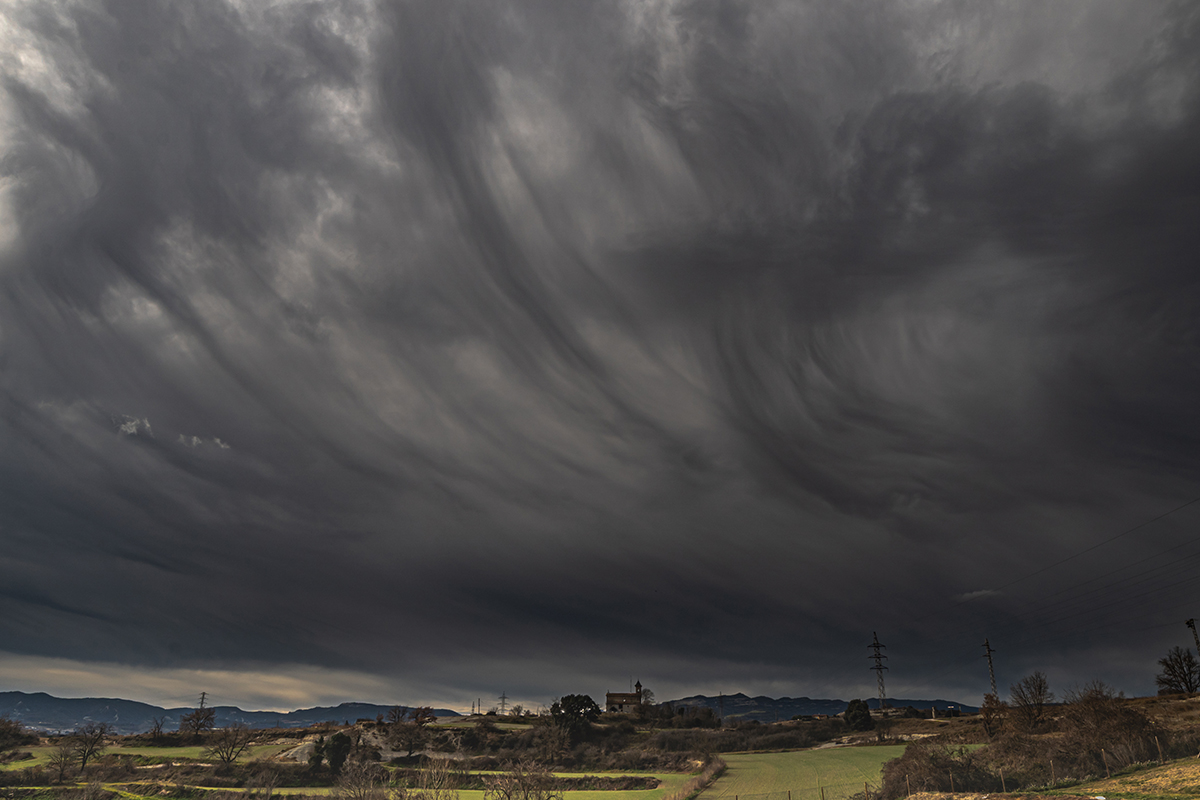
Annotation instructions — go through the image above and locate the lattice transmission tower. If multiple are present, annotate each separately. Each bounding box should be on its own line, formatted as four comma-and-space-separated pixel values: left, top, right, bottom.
982, 639, 997, 697
1187, 619, 1200, 656
869, 632, 888, 709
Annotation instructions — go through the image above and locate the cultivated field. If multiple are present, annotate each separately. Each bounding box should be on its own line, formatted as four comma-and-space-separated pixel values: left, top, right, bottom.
702, 746, 909, 800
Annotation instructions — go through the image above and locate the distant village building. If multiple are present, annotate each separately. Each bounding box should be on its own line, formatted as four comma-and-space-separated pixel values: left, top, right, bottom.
606, 681, 642, 713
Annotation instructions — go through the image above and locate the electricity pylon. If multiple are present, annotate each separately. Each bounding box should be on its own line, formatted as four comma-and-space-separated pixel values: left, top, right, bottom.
869, 632, 888, 709
982, 639, 997, 697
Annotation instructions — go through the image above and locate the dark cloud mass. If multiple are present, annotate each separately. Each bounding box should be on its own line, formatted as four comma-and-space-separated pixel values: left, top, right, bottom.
1, 0, 1200, 709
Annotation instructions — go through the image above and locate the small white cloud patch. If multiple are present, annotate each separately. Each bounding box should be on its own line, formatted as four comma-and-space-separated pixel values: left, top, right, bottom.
956, 589, 997, 602
116, 416, 153, 437
179, 433, 231, 449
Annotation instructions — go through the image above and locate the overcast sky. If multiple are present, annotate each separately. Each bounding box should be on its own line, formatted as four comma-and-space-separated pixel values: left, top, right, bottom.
1, 0, 1200, 714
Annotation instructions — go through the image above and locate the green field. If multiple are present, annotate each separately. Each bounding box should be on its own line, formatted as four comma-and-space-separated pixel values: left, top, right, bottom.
2, 765, 692, 800
0, 743, 294, 771
2, 743, 898, 800
702, 747, 907, 800
432, 718, 533, 731
2, 741, 693, 800
81, 769, 689, 800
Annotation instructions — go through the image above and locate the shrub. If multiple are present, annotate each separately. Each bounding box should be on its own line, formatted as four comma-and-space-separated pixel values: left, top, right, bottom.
334, 761, 396, 800
327, 733, 353, 774
1058, 681, 1155, 773
0, 717, 38, 752
661, 756, 726, 800
845, 700, 873, 732
879, 742, 999, 800
411, 757, 466, 800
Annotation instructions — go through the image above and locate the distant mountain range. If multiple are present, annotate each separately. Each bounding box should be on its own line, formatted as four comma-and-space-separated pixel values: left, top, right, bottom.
1, 690, 977, 734
0, 691, 460, 735
666, 693, 978, 722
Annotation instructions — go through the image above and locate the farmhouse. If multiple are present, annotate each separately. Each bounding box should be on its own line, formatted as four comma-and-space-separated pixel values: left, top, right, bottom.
606, 680, 643, 713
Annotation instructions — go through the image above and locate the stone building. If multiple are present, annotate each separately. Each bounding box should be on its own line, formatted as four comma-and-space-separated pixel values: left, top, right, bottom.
605, 680, 642, 713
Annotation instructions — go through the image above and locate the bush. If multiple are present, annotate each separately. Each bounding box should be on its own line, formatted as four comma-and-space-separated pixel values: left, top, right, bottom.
483, 760, 559, 800
845, 700, 873, 732
327, 733, 353, 775
0, 718, 38, 752
661, 756, 725, 800
1058, 681, 1155, 773
880, 680, 1164, 800
879, 742, 999, 800
333, 762, 396, 800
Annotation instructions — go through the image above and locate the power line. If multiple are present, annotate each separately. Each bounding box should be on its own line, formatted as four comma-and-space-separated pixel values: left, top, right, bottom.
1012, 535, 1200, 609
976, 495, 1200, 599
903, 498, 1200, 656
907, 570, 1200, 694
864, 495, 1200, 699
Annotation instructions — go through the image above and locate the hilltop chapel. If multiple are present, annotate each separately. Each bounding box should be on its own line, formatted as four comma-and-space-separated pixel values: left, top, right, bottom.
605, 680, 643, 713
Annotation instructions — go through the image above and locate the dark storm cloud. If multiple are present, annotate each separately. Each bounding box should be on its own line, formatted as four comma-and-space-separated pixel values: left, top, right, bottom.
1, 0, 1199, 707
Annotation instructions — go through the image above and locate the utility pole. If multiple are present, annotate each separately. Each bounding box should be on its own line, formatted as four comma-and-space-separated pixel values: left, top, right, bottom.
982, 639, 997, 697
499, 693, 508, 715
869, 632, 888, 709
198, 691, 207, 709
1186, 619, 1200, 656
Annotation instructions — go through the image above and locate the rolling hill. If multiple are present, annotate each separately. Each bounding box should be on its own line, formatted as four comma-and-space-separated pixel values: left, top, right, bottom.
0, 691, 459, 734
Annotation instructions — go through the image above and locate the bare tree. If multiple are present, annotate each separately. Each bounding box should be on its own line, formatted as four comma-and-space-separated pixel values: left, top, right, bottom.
412, 757, 464, 800
249, 766, 281, 800
73, 722, 111, 771
180, 707, 218, 738
1156, 646, 1200, 695
1009, 672, 1054, 730
389, 707, 437, 759
979, 693, 1007, 739
48, 740, 75, 783
483, 760, 562, 800
389, 722, 427, 758
149, 716, 167, 741
634, 688, 656, 721
409, 707, 436, 727
537, 726, 569, 763
205, 723, 255, 764
334, 761, 394, 800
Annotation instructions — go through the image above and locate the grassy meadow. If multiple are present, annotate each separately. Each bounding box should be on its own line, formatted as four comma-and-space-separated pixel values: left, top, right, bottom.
3, 767, 693, 800
1, 742, 295, 771
1044, 757, 1200, 800
438, 771, 694, 800
703, 747, 909, 800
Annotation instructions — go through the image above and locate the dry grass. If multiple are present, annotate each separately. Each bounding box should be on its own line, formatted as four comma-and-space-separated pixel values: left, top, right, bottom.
900, 758, 1200, 800
1070, 758, 1200, 797
902, 794, 1095, 800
